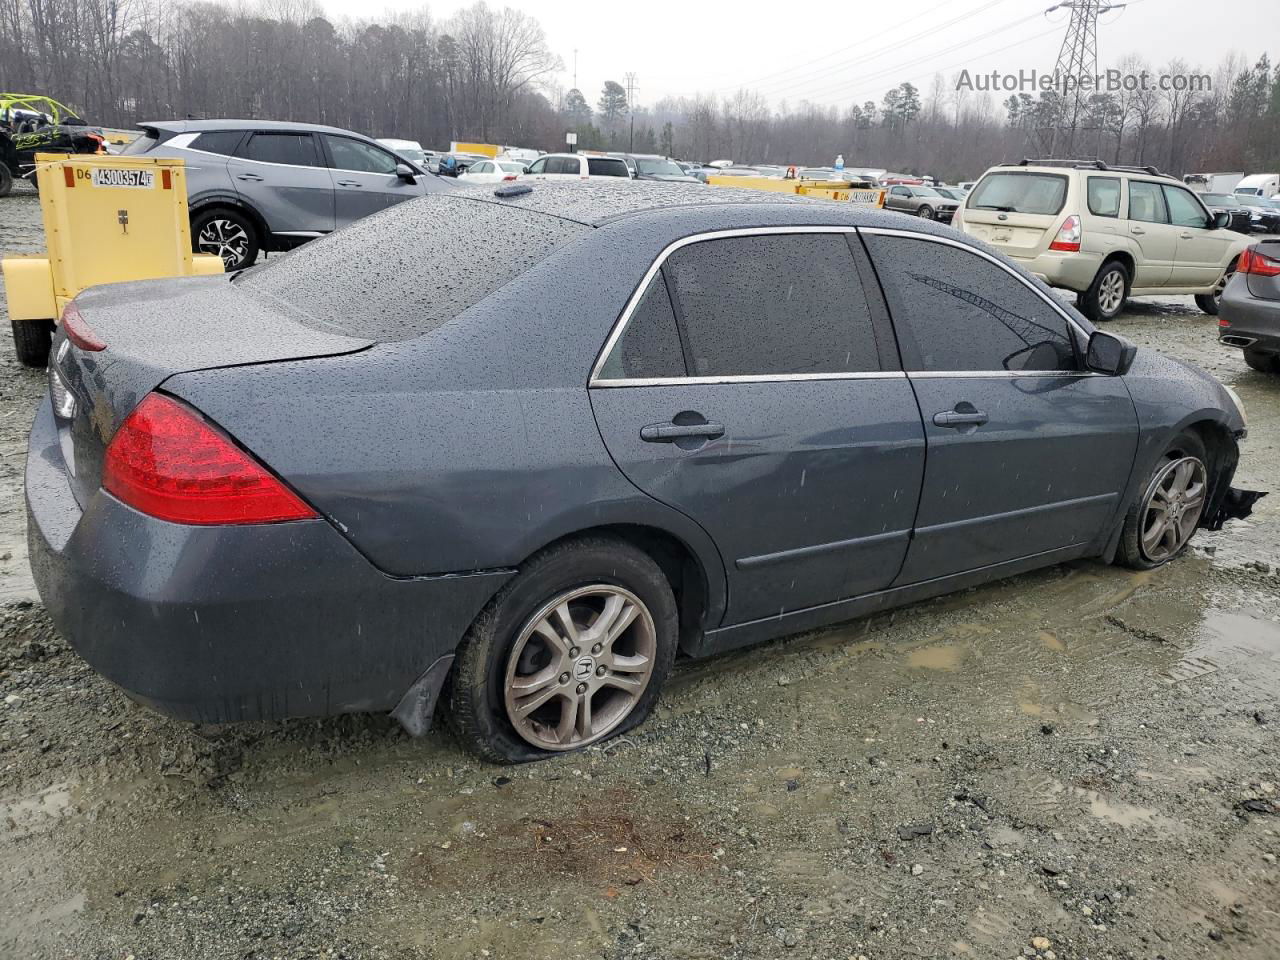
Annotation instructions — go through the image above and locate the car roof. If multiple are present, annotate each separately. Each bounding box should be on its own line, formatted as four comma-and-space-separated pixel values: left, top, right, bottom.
446, 179, 872, 227
141, 118, 372, 137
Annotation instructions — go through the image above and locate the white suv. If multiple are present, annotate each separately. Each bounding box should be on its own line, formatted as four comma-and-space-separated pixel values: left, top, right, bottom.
957, 160, 1252, 321
521, 152, 631, 181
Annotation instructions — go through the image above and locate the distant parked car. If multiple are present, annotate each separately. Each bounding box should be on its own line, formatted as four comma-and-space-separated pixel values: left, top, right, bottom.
958, 160, 1251, 321
522, 153, 631, 180
1219, 241, 1280, 373
123, 119, 448, 270
1237, 197, 1280, 234
934, 186, 969, 202
377, 138, 429, 169
884, 184, 960, 222
1200, 193, 1255, 234
458, 158, 529, 183
28, 182, 1256, 763
616, 154, 700, 182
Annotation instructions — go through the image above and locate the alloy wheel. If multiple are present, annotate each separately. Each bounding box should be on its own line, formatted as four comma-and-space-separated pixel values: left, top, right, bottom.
197, 218, 250, 269
502, 585, 656, 751
1098, 268, 1126, 316
917, 206, 934, 219
1140, 456, 1207, 563
1211, 267, 1234, 306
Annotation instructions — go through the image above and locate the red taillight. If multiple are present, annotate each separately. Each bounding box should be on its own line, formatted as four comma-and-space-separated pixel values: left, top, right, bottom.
60, 302, 106, 351
1238, 246, 1280, 277
1049, 214, 1082, 252
502, 174, 518, 181
102, 394, 317, 525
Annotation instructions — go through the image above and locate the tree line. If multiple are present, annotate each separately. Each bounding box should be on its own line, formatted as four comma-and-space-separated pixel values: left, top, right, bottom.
1, 0, 1277, 182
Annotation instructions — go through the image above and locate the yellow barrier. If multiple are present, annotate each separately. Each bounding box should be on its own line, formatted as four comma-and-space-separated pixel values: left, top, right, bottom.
706, 175, 885, 208
3, 153, 222, 366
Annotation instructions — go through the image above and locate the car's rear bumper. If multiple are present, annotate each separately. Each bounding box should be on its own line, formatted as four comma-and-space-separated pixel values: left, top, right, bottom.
1012, 251, 1104, 292
26, 396, 511, 725
1220, 281, 1280, 355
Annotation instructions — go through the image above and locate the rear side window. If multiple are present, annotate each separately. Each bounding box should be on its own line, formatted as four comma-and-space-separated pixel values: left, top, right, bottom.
864, 235, 1076, 373
663, 234, 881, 377
237, 195, 587, 341
596, 273, 686, 380
968, 173, 1068, 215
190, 130, 244, 156
1127, 181, 1169, 223
547, 156, 577, 175
587, 157, 630, 177
240, 132, 320, 167
1087, 177, 1121, 217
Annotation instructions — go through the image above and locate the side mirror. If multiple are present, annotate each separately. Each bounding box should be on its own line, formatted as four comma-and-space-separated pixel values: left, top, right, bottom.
1085, 330, 1137, 376
395, 162, 417, 183
1210, 210, 1230, 230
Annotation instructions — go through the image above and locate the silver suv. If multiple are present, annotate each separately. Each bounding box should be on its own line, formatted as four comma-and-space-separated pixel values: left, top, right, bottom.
123, 119, 451, 270
957, 160, 1252, 322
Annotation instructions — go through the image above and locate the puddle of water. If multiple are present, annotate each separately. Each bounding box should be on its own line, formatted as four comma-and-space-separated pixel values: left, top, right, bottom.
1164, 611, 1280, 687
0, 782, 73, 838
907, 644, 964, 671
1039, 631, 1065, 652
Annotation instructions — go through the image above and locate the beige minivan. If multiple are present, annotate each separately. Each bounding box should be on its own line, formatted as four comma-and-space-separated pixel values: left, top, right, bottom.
957, 160, 1252, 322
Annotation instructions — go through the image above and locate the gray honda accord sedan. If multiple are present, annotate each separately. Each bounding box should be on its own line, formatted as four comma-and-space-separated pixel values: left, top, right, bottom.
27, 182, 1260, 762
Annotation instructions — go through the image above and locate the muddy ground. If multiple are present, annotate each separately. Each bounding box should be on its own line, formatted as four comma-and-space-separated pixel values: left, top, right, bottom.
2, 185, 1279, 960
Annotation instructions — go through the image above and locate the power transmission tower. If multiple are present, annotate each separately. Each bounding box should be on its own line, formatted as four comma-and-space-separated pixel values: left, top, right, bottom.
1046, 1, 1125, 156
624, 72, 638, 151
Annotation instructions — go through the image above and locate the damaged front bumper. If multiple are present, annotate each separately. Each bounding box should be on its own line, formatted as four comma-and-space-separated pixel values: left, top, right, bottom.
1203, 487, 1267, 531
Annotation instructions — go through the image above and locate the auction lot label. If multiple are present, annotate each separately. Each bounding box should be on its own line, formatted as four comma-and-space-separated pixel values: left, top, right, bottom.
90, 168, 155, 189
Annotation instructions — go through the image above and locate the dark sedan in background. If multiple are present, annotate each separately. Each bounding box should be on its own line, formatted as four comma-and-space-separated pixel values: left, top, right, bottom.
1220, 239, 1280, 373
1199, 193, 1254, 234
27, 182, 1256, 763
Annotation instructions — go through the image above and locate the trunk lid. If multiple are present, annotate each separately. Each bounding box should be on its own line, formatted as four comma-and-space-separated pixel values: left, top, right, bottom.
53, 274, 370, 506
961, 170, 1072, 257
1245, 239, 1280, 301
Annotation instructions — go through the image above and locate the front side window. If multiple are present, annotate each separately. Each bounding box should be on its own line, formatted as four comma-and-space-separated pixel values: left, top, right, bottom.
1087, 177, 1121, 217
547, 156, 577, 175
596, 273, 686, 380
241, 132, 319, 167
1127, 181, 1169, 223
527, 157, 547, 174
1163, 185, 1209, 228
863, 234, 1076, 373
324, 135, 398, 174
662, 233, 881, 377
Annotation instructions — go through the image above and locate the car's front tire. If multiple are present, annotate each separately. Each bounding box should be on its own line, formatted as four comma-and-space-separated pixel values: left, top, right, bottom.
1117, 431, 1209, 570
448, 536, 678, 763
1079, 260, 1130, 322
191, 206, 260, 272
917, 206, 935, 219
1195, 259, 1237, 316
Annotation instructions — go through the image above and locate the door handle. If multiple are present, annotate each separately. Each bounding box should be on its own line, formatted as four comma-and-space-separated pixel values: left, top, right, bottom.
1130, 226, 1145, 235
336, 179, 362, 187
1180, 232, 1194, 239
640, 421, 725, 442
933, 410, 989, 428
236, 174, 264, 182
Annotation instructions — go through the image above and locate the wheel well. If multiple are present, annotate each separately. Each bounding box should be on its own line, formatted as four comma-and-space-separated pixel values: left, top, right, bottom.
1100, 251, 1134, 281
524, 524, 710, 654
1184, 419, 1238, 511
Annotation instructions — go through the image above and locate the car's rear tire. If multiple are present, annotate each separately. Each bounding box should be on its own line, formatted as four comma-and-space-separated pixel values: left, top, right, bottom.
1117, 430, 1209, 570
1243, 348, 1280, 374
448, 536, 678, 763
11, 317, 54, 368
1079, 261, 1130, 322
917, 206, 935, 219
0, 164, 12, 198
191, 206, 260, 271
1195, 260, 1237, 316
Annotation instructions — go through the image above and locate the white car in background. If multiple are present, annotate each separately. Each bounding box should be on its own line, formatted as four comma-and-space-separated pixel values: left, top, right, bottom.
521, 153, 631, 181
376, 138, 430, 170
458, 158, 529, 184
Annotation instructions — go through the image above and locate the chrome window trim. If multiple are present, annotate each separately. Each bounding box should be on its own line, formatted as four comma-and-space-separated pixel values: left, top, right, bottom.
589, 225, 1096, 388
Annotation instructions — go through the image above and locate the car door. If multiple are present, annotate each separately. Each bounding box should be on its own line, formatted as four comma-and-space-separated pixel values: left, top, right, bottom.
1163, 183, 1234, 287
1125, 179, 1176, 287
589, 230, 926, 625
860, 230, 1138, 585
227, 130, 334, 235
886, 185, 912, 212
320, 134, 423, 225
461, 160, 494, 183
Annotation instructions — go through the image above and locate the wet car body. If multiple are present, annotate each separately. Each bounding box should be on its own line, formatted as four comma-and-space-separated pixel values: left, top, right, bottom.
1219, 239, 1280, 373
26, 182, 1254, 741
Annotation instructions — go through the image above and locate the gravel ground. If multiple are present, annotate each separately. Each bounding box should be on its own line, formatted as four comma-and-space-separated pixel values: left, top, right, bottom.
2, 187, 1279, 959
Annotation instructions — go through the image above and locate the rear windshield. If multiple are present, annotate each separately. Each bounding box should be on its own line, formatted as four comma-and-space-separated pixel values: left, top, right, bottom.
968, 172, 1068, 215
587, 157, 630, 177
121, 128, 168, 155
236, 194, 588, 341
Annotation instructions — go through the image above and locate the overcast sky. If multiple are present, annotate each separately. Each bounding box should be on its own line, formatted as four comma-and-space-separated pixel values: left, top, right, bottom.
317, 0, 1276, 110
